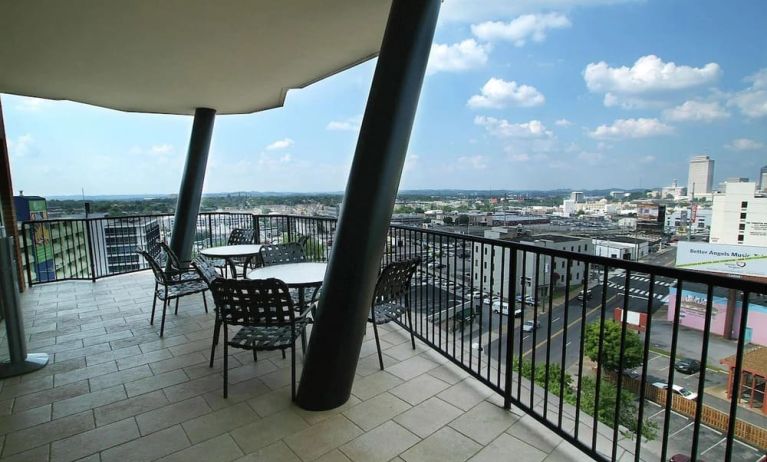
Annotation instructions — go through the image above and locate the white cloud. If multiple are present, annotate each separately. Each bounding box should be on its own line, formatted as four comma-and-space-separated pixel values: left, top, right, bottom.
584, 55, 721, 107
266, 138, 294, 150
663, 100, 729, 122
326, 115, 362, 131
457, 155, 488, 170
13, 96, 50, 112
439, 0, 641, 23
471, 13, 571, 46
427, 39, 489, 75
640, 155, 656, 163
728, 68, 767, 118
7, 134, 34, 157
589, 118, 674, 139
725, 138, 764, 151
555, 118, 573, 127
257, 152, 293, 168
577, 151, 604, 164
150, 144, 174, 154
474, 116, 553, 138
467, 78, 545, 109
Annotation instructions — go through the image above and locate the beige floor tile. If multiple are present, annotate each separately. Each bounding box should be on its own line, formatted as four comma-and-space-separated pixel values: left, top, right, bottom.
231, 441, 300, 462
467, 433, 547, 462
343, 393, 410, 431
137, 334, 190, 354
389, 373, 450, 405
124, 369, 188, 397
50, 418, 140, 462
350, 371, 403, 401
394, 397, 463, 439
385, 355, 440, 382
0, 405, 51, 435
53, 361, 118, 387
340, 421, 420, 462
284, 414, 363, 461
94, 389, 169, 426
156, 433, 244, 462
436, 378, 493, 412
163, 373, 223, 403
246, 387, 293, 417
101, 424, 190, 462
51, 385, 126, 419
88, 364, 154, 391
314, 449, 352, 462
12, 381, 90, 413
182, 403, 259, 444
230, 410, 308, 454
400, 427, 481, 462
149, 352, 207, 375
0, 443, 49, 462
449, 401, 517, 445
136, 395, 211, 435
0, 375, 53, 401
85, 345, 142, 366
2, 411, 94, 457
427, 364, 470, 385
506, 415, 563, 454
294, 395, 361, 426
201, 377, 271, 411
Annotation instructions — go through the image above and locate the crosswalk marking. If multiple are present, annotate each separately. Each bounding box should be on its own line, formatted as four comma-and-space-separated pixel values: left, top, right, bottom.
607, 281, 668, 302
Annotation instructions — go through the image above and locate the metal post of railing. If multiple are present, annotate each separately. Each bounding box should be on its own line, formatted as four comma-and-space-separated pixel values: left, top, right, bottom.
84, 218, 97, 282
252, 214, 260, 244
20, 223, 32, 286
207, 214, 213, 247
503, 249, 518, 409
286, 216, 293, 243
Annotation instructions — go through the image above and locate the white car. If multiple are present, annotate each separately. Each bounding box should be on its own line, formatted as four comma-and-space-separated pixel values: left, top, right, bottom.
492, 301, 522, 317
652, 382, 698, 400
522, 320, 541, 332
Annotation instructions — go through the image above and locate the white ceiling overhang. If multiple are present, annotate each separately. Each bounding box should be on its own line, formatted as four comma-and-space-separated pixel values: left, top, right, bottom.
0, 1, 391, 115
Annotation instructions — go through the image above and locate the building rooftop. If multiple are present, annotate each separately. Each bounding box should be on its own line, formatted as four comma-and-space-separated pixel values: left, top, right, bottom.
513, 234, 589, 243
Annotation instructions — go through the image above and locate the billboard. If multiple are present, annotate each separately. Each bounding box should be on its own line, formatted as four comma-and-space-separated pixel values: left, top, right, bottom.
676, 241, 767, 277
637, 202, 665, 222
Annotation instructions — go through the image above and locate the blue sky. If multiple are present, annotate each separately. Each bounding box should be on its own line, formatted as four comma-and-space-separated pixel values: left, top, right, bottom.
3, 0, 766, 196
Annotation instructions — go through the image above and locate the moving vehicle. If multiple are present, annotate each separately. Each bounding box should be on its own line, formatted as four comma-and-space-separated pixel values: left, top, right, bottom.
674, 358, 701, 375
652, 382, 698, 400
521, 320, 541, 332
576, 290, 592, 301
492, 300, 522, 317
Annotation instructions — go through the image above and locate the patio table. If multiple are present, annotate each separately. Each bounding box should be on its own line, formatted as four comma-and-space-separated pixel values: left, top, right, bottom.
247, 262, 327, 311
200, 244, 262, 279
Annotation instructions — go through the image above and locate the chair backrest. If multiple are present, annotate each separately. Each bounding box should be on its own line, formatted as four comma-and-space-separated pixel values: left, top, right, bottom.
228, 228, 256, 245
296, 235, 309, 248
159, 241, 183, 270
372, 257, 421, 305
192, 255, 219, 286
208, 277, 295, 326
136, 247, 168, 285
260, 243, 306, 266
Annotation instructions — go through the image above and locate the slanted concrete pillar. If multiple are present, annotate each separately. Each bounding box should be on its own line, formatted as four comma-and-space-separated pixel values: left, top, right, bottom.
169, 108, 215, 264
0, 97, 25, 291
296, 0, 440, 411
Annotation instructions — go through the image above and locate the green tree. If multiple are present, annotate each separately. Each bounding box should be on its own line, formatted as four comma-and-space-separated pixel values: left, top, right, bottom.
573, 376, 658, 441
455, 214, 470, 225
443, 216, 454, 225
584, 320, 643, 372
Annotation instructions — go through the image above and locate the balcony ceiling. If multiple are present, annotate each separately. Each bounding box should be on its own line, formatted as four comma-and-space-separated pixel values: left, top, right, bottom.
0, 0, 390, 115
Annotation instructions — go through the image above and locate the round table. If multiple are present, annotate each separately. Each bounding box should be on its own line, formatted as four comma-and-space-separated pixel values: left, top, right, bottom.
200, 244, 262, 278
247, 262, 327, 311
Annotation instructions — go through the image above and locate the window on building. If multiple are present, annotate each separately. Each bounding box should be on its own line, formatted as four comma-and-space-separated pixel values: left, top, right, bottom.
738, 235, 744, 242
741, 201, 748, 208
740, 212, 747, 219
739, 223, 746, 231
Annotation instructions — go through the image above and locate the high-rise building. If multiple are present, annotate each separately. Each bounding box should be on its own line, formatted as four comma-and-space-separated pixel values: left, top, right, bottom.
687, 155, 714, 197
89, 217, 162, 275
760, 165, 767, 192
570, 191, 584, 203
710, 182, 767, 246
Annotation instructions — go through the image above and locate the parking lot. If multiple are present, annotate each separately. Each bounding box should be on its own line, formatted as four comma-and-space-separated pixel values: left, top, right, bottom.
642, 401, 764, 461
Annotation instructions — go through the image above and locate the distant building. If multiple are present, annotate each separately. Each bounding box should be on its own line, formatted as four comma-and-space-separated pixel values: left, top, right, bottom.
570, 191, 584, 203
660, 179, 687, 200
592, 236, 649, 261
760, 165, 767, 192
717, 176, 749, 193
635, 201, 666, 233
710, 182, 767, 246
687, 155, 714, 197
89, 217, 162, 275
664, 206, 712, 235
562, 199, 576, 217
472, 234, 592, 301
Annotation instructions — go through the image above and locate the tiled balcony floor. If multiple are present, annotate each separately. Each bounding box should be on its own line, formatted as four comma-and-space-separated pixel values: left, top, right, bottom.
0, 272, 593, 462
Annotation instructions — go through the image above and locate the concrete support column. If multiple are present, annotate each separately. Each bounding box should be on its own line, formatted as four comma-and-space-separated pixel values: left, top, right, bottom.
296, 0, 440, 411
0, 97, 25, 291
169, 108, 216, 264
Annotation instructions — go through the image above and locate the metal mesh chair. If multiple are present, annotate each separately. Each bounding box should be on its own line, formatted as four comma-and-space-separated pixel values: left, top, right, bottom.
206, 275, 309, 399
158, 241, 202, 282
369, 257, 420, 370
136, 248, 208, 337
259, 243, 307, 266
211, 228, 258, 277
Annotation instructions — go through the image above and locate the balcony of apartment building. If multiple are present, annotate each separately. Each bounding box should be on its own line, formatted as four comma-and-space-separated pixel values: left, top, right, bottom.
1, 3, 766, 462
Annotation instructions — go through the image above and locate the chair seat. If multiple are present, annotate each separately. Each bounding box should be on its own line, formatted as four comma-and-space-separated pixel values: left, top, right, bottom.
228, 319, 309, 351
370, 302, 407, 324
158, 280, 208, 300
169, 270, 202, 282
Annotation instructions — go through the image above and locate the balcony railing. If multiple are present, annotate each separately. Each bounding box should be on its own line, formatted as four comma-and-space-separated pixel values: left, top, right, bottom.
17, 213, 767, 461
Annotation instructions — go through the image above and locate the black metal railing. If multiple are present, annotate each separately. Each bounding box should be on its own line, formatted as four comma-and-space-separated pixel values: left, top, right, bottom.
18, 213, 767, 461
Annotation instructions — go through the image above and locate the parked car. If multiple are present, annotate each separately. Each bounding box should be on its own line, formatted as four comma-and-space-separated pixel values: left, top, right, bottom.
522, 320, 541, 332
492, 300, 522, 317
576, 290, 592, 301
452, 308, 475, 329
674, 358, 701, 375
652, 382, 698, 400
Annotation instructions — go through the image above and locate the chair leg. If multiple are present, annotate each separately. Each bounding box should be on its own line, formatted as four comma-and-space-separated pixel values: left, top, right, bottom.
174, 298, 180, 315
223, 325, 229, 398
150, 282, 158, 325
209, 318, 220, 368
202, 292, 209, 314
281, 350, 286, 360
407, 307, 416, 350
291, 345, 296, 401
371, 318, 384, 370
301, 327, 307, 355
252, 348, 257, 362
160, 299, 168, 337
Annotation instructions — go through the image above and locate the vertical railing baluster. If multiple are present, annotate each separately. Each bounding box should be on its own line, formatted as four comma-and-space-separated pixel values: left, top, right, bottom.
612, 269, 631, 461
634, 273, 655, 461
724, 291, 751, 462
574, 261, 589, 441
503, 248, 518, 409
690, 284, 714, 461
660, 279, 684, 462
591, 264, 609, 452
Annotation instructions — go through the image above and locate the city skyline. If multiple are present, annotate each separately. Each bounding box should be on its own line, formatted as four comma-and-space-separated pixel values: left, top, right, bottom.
3, 0, 766, 196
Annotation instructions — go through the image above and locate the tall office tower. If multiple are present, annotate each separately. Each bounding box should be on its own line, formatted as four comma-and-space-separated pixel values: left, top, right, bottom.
760, 165, 767, 192
687, 155, 714, 197
570, 191, 584, 203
